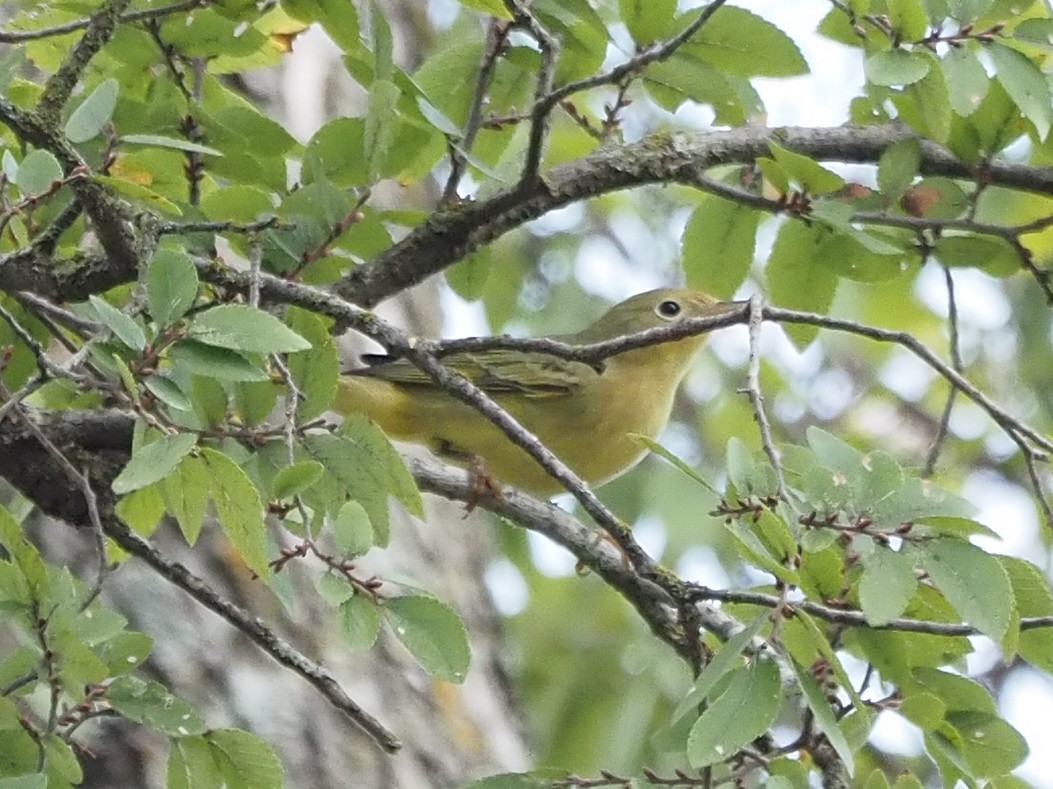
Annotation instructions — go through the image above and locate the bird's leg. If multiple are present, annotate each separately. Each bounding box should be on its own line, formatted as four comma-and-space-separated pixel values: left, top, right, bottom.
464, 455, 504, 516
436, 439, 505, 515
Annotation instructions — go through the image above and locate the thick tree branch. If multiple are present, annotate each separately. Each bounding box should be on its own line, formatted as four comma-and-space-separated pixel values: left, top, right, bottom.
37, 0, 132, 125
4, 124, 1053, 309
337, 124, 1053, 306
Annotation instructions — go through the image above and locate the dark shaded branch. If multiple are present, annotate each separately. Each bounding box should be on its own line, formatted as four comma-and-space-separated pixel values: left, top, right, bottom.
0, 99, 142, 292
37, 0, 133, 125
0, 407, 403, 753
5, 124, 1053, 308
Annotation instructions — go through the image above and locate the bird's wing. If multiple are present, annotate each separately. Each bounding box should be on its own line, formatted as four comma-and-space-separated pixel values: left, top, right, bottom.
352, 350, 596, 397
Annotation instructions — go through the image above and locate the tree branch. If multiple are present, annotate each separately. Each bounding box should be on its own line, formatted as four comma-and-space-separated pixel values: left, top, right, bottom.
0, 407, 403, 752
337, 124, 1053, 306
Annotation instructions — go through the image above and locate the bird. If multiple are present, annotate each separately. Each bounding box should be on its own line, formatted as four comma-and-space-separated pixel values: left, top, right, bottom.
334, 288, 739, 496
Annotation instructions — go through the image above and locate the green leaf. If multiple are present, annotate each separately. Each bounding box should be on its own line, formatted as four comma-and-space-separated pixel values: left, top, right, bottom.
168, 736, 223, 789
766, 220, 838, 347
899, 691, 946, 732
347, 412, 425, 516
949, 0, 994, 22
271, 460, 325, 500
147, 249, 199, 327
93, 174, 182, 216
456, 770, 571, 789
1000, 556, 1053, 671
682, 196, 759, 299
207, 729, 283, 789
65, 78, 119, 143
935, 234, 1019, 276
285, 306, 338, 420
988, 42, 1053, 140
865, 49, 931, 86
0, 506, 48, 602
877, 138, 921, 204
370, 0, 394, 80
669, 615, 768, 725
906, 57, 952, 142
15, 149, 63, 195
315, 571, 354, 606
88, 295, 147, 352
190, 304, 311, 354
282, 0, 361, 52
810, 227, 907, 282
302, 118, 367, 186
364, 79, 400, 181
233, 380, 277, 427
42, 735, 82, 784
947, 712, 1028, 778
859, 546, 917, 625
112, 432, 198, 494
337, 593, 381, 651
144, 375, 192, 412
96, 631, 154, 676
921, 538, 1013, 640
769, 141, 844, 194
201, 448, 269, 578
168, 340, 270, 382
791, 660, 855, 776
687, 658, 781, 768
680, 6, 808, 77
200, 185, 276, 223
887, 0, 929, 39
120, 133, 224, 156
913, 667, 996, 714
533, 0, 608, 82
454, 0, 513, 18
107, 675, 206, 736
644, 56, 763, 125
163, 454, 211, 545
332, 500, 373, 558
620, 0, 676, 44
116, 482, 166, 535
383, 595, 471, 682
629, 433, 717, 494
942, 47, 989, 117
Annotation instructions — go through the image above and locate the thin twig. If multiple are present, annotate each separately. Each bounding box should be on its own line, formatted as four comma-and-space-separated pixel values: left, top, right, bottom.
1022, 451, 1053, 534
78, 465, 116, 611
99, 515, 404, 752
540, 0, 731, 113
741, 294, 795, 509
0, 0, 204, 43
764, 306, 1053, 456
510, 0, 560, 183
441, 19, 510, 203
0, 384, 114, 608
924, 267, 961, 476
687, 584, 1053, 635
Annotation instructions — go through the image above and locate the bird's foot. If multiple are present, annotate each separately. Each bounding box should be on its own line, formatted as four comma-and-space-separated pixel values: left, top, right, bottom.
464, 456, 504, 516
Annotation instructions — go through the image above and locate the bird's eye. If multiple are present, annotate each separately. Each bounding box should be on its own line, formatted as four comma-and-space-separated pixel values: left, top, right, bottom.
655, 299, 682, 319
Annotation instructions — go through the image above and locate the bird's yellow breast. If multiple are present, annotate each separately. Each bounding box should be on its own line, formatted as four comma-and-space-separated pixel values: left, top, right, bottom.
335, 338, 704, 496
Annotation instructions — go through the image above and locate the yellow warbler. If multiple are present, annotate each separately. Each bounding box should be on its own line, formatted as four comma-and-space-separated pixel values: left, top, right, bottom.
336, 289, 739, 496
